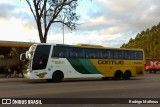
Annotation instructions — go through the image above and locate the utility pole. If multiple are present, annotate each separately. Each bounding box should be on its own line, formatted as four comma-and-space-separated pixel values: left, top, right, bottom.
62, 23, 64, 44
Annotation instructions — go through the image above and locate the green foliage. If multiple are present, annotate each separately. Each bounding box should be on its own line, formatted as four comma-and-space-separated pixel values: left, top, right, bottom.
120, 22, 160, 58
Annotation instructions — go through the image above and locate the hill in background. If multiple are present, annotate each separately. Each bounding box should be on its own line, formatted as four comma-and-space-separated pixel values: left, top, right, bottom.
121, 22, 160, 59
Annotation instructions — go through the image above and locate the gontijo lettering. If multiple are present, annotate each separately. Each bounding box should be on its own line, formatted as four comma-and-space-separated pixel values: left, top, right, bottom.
98, 60, 124, 65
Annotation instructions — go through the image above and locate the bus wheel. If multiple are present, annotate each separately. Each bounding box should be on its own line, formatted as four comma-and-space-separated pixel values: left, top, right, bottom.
46, 79, 53, 82
123, 71, 131, 80
52, 71, 64, 82
153, 71, 157, 73
149, 71, 154, 73
114, 71, 123, 80
102, 77, 109, 80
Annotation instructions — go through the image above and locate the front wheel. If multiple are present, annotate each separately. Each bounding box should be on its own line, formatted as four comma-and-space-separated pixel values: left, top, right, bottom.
102, 77, 110, 80
52, 71, 64, 82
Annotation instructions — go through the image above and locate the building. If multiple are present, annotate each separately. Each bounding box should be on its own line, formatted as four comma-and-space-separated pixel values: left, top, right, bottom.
0, 40, 34, 77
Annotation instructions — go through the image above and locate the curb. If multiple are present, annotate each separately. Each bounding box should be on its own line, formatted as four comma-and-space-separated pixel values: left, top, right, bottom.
0, 78, 26, 82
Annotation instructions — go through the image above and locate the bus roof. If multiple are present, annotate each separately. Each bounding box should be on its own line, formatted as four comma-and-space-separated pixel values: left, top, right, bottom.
0, 40, 34, 48
35, 43, 143, 51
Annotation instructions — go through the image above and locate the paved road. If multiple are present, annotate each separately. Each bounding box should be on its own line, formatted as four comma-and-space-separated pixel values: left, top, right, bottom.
0, 73, 160, 107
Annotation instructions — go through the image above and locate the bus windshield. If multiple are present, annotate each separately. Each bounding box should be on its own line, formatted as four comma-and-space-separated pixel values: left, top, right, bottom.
32, 45, 51, 70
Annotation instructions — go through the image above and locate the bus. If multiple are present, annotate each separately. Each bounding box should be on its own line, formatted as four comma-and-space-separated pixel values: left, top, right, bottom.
20, 43, 145, 82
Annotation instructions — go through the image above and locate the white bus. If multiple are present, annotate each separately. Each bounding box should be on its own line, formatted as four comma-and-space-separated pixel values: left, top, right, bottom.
20, 43, 145, 82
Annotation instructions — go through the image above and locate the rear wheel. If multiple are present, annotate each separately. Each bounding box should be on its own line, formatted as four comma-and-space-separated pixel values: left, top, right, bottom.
123, 71, 131, 80
52, 71, 64, 82
114, 71, 123, 80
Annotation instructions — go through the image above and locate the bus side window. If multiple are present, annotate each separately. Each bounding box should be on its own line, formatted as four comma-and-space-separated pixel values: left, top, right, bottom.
117, 51, 124, 59
52, 46, 68, 58
101, 50, 113, 59
135, 51, 142, 60
125, 50, 140, 60
101, 50, 110, 59
125, 51, 131, 60
59, 52, 64, 57
86, 49, 99, 59
69, 47, 85, 58
113, 50, 118, 59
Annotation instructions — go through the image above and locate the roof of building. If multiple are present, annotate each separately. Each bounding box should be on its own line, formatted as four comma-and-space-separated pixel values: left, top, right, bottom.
0, 40, 35, 48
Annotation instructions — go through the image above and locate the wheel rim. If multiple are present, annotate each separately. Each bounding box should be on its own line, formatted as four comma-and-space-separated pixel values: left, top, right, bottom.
52, 72, 63, 82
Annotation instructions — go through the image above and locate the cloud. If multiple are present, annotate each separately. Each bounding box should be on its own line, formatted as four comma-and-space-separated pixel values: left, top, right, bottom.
103, 0, 160, 31
1, 0, 160, 47
77, 16, 119, 32
0, 2, 35, 27
0, 0, 39, 42
0, 3, 16, 19
100, 27, 123, 36
99, 0, 141, 13
76, 0, 160, 47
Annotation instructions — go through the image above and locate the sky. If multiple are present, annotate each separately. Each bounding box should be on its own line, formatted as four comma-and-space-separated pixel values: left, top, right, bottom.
0, 0, 160, 47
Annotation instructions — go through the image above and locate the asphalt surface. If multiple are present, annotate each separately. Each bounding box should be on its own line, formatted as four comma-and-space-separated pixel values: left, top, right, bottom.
0, 73, 160, 107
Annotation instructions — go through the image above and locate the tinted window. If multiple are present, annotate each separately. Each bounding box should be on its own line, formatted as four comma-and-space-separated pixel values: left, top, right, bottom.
125, 50, 143, 60
86, 49, 99, 59
113, 50, 124, 59
52, 46, 69, 58
70, 47, 85, 58
125, 51, 134, 60
135, 51, 143, 60
101, 50, 113, 59
32, 45, 51, 70
52, 46, 143, 60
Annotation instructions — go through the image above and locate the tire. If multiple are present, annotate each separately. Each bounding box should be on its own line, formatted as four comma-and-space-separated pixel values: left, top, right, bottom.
102, 77, 110, 80
149, 71, 156, 73
123, 71, 131, 80
153, 71, 157, 73
52, 71, 64, 82
46, 79, 53, 82
114, 71, 123, 80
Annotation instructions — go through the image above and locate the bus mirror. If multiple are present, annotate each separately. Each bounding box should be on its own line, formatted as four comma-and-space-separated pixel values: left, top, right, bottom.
20, 53, 26, 61
26, 51, 29, 59
26, 51, 32, 59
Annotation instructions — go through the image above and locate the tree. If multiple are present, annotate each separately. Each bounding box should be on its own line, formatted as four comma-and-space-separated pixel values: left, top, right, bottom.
120, 22, 160, 58
120, 43, 126, 48
25, 0, 79, 43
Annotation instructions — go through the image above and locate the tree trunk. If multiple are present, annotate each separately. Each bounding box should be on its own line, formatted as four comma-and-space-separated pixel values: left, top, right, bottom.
39, 33, 46, 43
37, 19, 46, 43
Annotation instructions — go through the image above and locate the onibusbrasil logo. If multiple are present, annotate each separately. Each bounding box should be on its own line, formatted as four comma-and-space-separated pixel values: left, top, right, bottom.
1, 99, 42, 105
